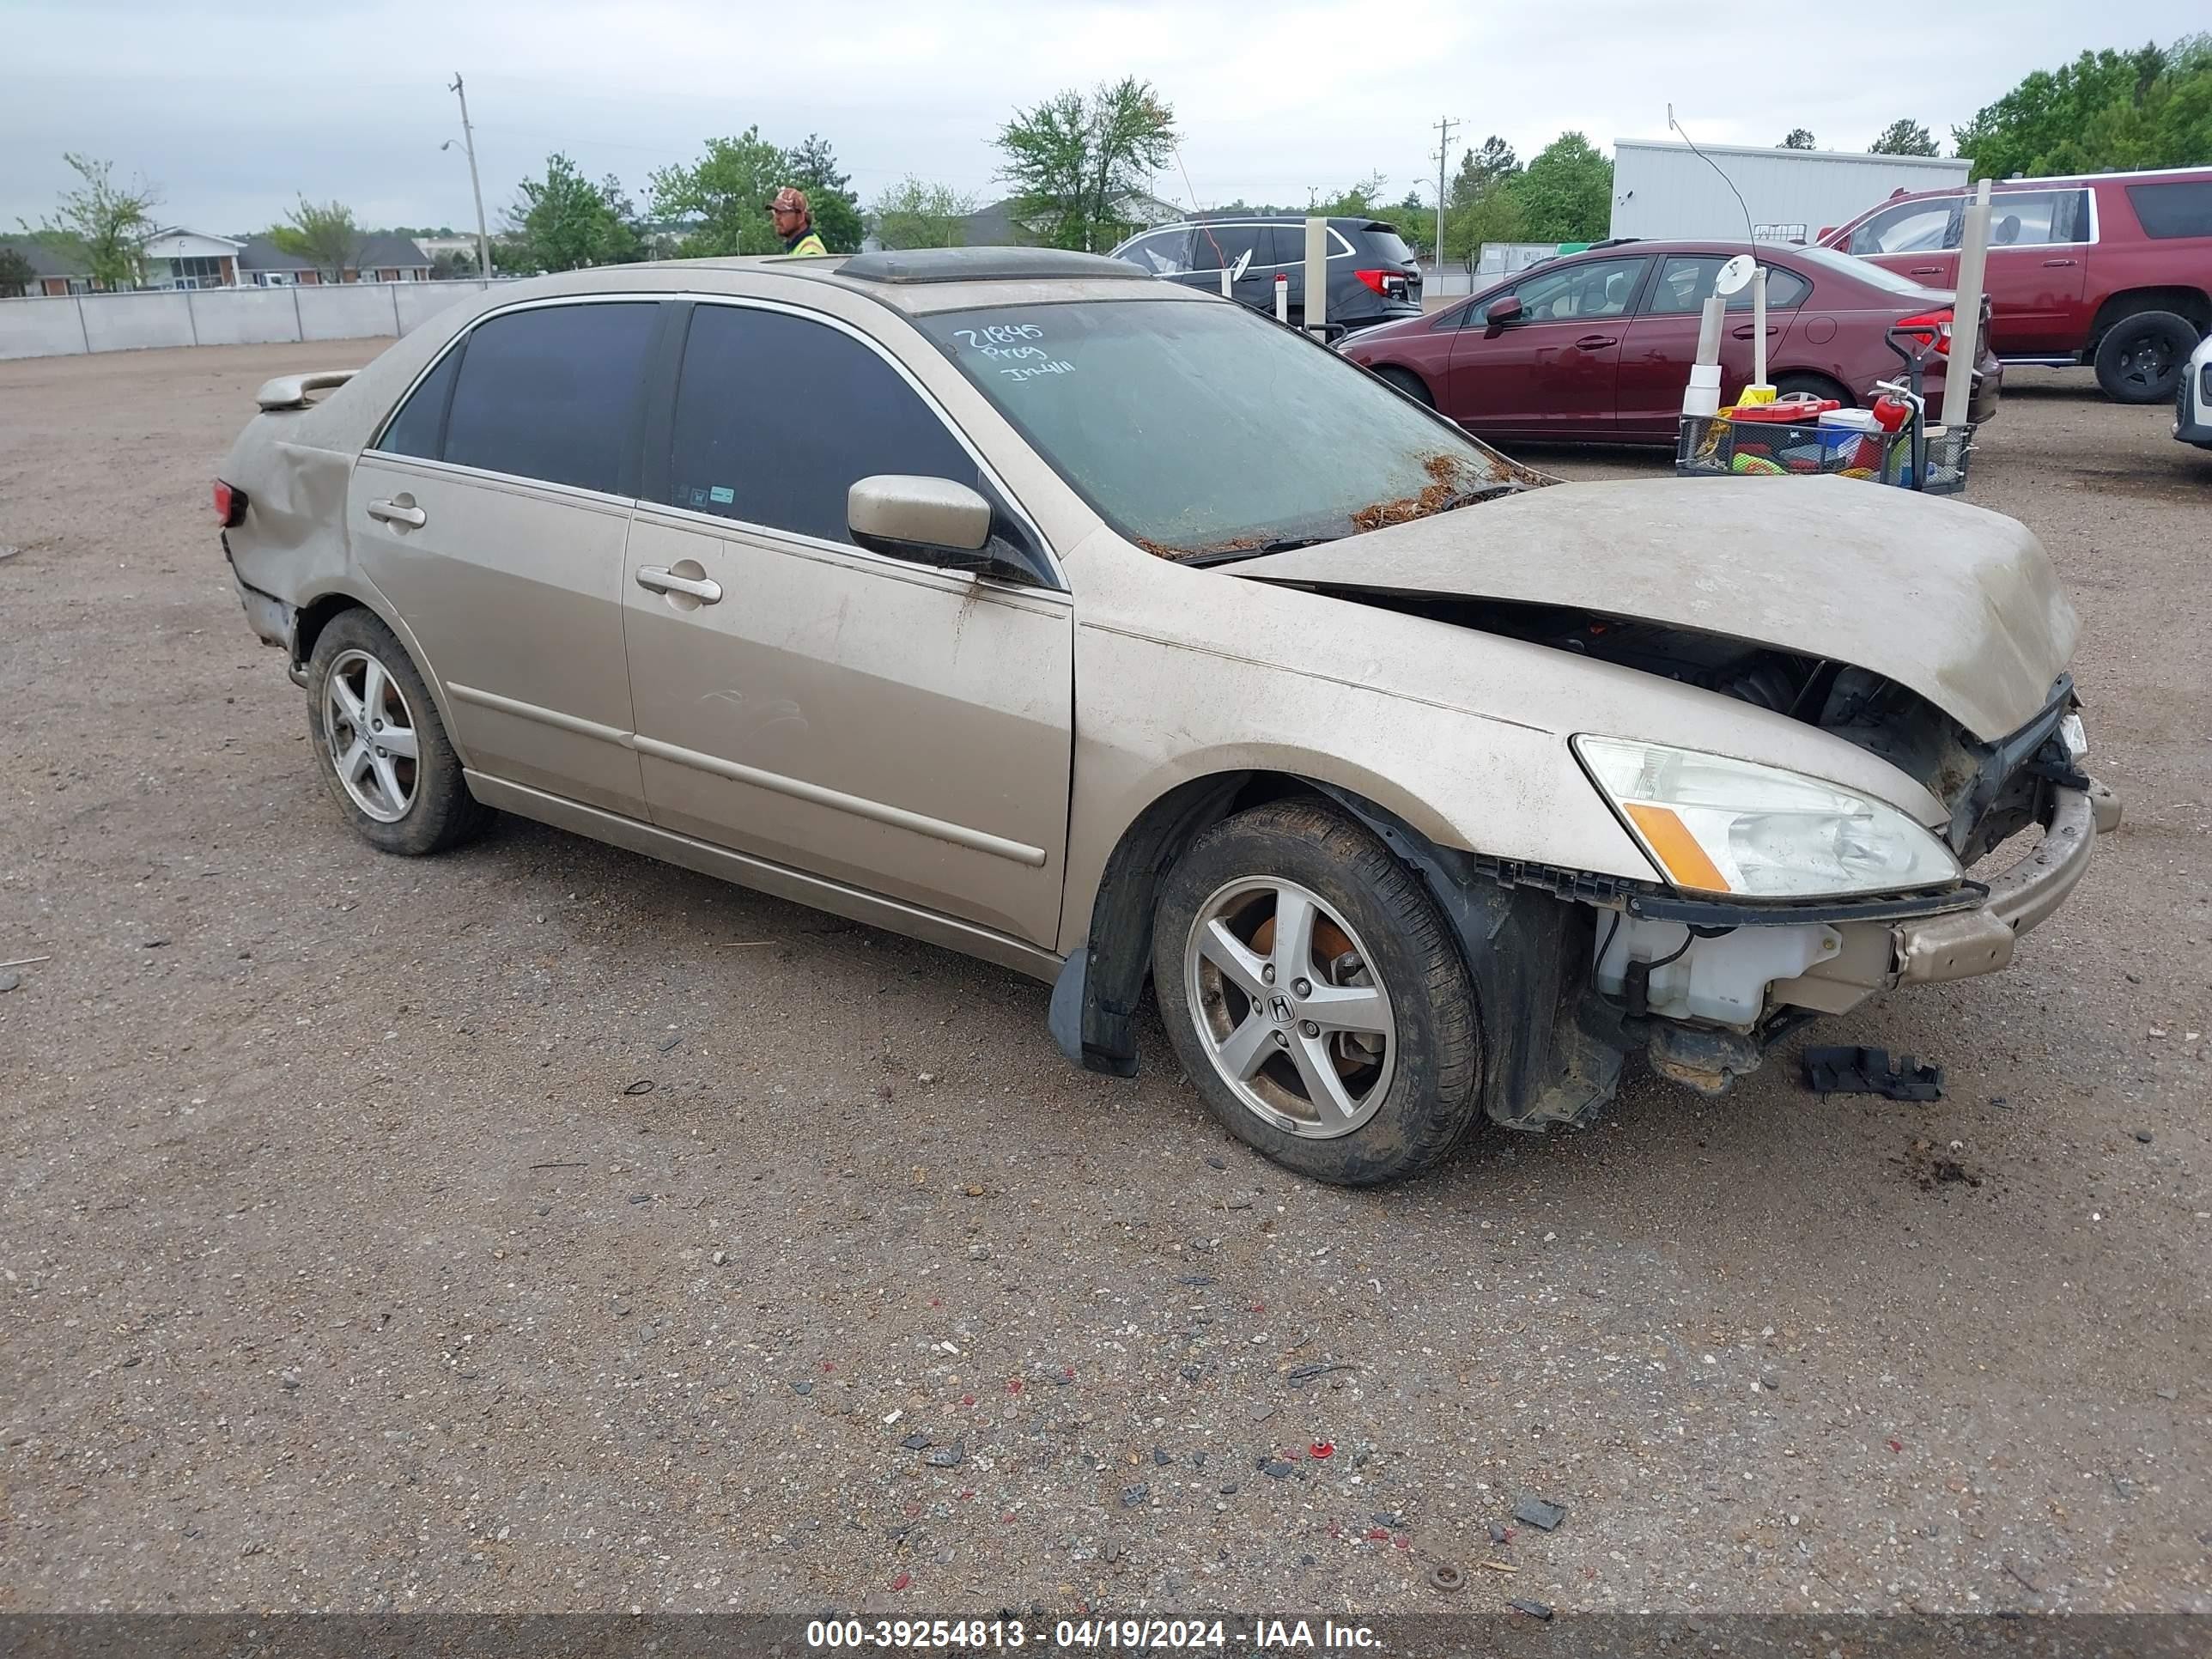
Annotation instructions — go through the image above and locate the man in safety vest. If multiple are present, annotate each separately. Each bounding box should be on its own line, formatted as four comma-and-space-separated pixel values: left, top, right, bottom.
767, 187, 828, 256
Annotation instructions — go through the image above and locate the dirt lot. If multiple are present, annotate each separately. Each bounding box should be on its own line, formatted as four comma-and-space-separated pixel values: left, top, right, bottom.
2, 342, 2208, 1617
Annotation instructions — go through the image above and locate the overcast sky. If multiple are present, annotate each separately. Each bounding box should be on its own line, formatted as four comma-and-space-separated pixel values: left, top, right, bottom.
5, 0, 2203, 236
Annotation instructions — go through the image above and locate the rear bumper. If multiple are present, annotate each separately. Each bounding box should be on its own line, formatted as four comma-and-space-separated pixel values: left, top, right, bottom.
1894, 780, 2117, 984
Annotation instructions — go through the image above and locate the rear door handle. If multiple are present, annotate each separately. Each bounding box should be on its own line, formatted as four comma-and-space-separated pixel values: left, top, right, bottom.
1907, 264, 1943, 276
1730, 325, 1781, 338
1573, 334, 1619, 350
2041, 258, 2078, 268
635, 566, 723, 604
366, 498, 426, 529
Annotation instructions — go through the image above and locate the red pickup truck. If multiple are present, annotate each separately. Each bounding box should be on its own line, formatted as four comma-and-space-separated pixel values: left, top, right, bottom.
1820, 167, 2212, 404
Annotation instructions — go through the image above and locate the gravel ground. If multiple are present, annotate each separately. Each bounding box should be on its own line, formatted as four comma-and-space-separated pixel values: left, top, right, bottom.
1, 342, 2207, 1617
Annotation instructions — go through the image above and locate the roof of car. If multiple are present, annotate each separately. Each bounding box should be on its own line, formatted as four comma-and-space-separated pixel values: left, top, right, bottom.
434, 254, 1211, 319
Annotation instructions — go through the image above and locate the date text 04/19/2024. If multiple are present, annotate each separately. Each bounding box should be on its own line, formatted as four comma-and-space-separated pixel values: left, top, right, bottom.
803, 1619, 1381, 1650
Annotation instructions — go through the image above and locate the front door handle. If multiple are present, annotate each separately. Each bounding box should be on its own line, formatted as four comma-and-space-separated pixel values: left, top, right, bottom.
2042, 258, 2078, 268
1573, 334, 1619, 350
366, 498, 426, 529
635, 566, 722, 604
1907, 264, 1943, 276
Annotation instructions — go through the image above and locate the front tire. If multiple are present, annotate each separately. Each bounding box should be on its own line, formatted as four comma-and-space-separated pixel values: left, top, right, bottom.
1374, 365, 1434, 407
306, 608, 488, 856
2094, 310, 2197, 404
1151, 799, 1484, 1185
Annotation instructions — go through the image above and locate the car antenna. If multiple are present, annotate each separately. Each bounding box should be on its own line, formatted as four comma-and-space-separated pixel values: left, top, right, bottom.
1667, 104, 1758, 258
1170, 141, 1232, 276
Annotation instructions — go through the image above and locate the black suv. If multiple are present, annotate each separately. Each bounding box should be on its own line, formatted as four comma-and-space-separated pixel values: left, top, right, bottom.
1108, 215, 1424, 336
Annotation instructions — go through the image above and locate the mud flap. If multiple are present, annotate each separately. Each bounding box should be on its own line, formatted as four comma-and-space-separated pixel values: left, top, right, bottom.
1048, 947, 1135, 1077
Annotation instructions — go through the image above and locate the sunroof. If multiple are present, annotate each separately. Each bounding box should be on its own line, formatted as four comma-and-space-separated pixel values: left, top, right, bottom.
836, 247, 1151, 284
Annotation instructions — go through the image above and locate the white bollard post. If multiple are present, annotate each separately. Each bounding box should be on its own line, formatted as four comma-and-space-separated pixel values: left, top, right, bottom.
1304, 216, 1328, 342
1273, 271, 1289, 324
1683, 295, 1726, 419
1942, 178, 1994, 429
1220, 266, 1233, 299
1752, 266, 1768, 391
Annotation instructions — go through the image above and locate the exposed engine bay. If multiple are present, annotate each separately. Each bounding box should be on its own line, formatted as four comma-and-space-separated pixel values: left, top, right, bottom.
1337, 592, 2081, 865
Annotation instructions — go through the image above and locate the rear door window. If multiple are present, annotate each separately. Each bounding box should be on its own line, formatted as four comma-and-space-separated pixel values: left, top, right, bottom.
1643, 257, 1810, 314
665, 303, 980, 546
1849, 198, 1960, 255
2124, 180, 2212, 239
1987, 190, 2088, 246
440, 302, 659, 494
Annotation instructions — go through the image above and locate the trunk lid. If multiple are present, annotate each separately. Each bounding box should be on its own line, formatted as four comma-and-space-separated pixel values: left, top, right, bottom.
1229, 476, 2075, 741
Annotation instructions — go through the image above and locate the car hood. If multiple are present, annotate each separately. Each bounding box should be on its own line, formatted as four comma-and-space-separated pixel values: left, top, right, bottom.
1230, 476, 2075, 741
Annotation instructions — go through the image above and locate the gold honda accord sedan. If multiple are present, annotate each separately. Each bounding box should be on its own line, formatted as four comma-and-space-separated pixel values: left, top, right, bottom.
217, 246, 2116, 1184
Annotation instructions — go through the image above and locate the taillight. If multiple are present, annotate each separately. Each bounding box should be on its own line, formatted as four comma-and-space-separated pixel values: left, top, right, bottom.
1353, 268, 1404, 296
213, 479, 246, 526
1896, 309, 1954, 357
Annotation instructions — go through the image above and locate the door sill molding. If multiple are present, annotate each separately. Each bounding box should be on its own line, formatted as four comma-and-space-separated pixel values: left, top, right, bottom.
464, 772, 1065, 983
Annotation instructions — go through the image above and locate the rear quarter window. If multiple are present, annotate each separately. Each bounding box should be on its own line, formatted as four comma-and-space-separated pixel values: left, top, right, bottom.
2124, 181, 2212, 240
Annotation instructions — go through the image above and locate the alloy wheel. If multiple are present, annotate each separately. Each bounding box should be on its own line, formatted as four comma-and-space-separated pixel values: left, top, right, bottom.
322, 647, 420, 823
1182, 877, 1397, 1138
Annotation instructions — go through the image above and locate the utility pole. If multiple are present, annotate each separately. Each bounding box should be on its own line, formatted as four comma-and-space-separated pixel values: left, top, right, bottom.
1431, 116, 1459, 274
448, 73, 493, 280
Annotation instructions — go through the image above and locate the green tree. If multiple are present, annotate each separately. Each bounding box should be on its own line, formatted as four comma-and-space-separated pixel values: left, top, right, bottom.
1869, 118, 1941, 156
1782, 128, 1816, 149
1449, 134, 1519, 210
507, 153, 642, 271
272, 198, 365, 281
650, 127, 787, 256
871, 176, 979, 249
1443, 183, 1527, 264
1390, 190, 1434, 257
996, 76, 1177, 252
781, 133, 864, 253
0, 245, 34, 297
26, 154, 159, 289
1510, 131, 1613, 242
1954, 37, 2209, 177
1305, 171, 1390, 216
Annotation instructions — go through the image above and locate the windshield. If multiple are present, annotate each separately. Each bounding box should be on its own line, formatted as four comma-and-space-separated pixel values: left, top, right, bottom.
1792, 244, 1950, 298
915, 298, 1526, 558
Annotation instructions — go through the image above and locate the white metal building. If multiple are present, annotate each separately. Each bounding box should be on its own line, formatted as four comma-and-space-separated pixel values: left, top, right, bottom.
1608, 140, 1968, 244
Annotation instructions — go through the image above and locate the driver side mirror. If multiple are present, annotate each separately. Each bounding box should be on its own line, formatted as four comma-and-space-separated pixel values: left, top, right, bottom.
1485, 295, 1524, 331
848, 475, 1043, 586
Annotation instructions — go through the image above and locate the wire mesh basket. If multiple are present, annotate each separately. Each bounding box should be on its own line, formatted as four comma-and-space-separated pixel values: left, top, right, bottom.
1674, 414, 1972, 495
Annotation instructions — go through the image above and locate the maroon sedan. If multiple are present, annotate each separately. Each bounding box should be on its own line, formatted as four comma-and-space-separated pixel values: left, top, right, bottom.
1340, 240, 2000, 444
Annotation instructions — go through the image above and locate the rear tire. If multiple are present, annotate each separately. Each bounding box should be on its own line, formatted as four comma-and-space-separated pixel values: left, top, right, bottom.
1775, 372, 1852, 406
1374, 365, 1434, 407
2094, 310, 2197, 404
1151, 799, 1484, 1186
306, 608, 489, 857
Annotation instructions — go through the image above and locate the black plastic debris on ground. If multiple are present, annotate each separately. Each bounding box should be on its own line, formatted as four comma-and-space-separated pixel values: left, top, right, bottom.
1509, 1598, 1555, 1621
1802, 1045, 1944, 1102
1513, 1495, 1567, 1531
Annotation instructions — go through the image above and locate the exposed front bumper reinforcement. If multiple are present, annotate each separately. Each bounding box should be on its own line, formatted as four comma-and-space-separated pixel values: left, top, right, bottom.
1894, 780, 2117, 984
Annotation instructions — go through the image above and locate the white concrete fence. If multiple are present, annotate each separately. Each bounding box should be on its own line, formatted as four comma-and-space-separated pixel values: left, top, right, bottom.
0, 278, 527, 362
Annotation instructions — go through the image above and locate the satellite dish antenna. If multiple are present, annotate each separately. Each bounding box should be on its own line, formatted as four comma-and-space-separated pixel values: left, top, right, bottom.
1714, 252, 1757, 295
